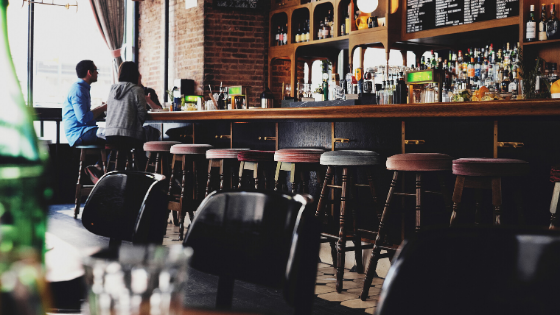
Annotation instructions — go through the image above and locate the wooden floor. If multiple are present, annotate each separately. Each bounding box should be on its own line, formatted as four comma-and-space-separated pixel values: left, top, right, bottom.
47, 204, 384, 315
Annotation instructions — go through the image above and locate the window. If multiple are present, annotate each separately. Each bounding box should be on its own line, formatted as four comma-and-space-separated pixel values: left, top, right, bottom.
7, 2, 28, 103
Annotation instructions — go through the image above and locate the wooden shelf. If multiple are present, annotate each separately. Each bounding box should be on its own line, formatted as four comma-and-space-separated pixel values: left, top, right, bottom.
147, 99, 560, 122
522, 38, 560, 46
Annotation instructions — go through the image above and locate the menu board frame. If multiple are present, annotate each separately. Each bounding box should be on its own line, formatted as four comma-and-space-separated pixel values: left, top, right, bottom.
406, 0, 520, 34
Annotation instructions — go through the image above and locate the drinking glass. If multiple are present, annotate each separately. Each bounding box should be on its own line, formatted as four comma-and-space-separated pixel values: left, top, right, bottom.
285, 84, 291, 98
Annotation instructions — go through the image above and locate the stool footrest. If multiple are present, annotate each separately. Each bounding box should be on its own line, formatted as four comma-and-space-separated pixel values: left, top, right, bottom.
327, 185, 342, 189
168, 201, 181, 212
393, 192, 415, 197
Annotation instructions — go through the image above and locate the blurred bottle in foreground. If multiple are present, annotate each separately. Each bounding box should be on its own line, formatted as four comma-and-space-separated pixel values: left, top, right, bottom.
1, 0, 51, 312
0, 0, 49, 262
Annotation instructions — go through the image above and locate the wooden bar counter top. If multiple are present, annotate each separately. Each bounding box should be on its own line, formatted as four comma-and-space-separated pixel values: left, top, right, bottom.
146, 99, 560, 121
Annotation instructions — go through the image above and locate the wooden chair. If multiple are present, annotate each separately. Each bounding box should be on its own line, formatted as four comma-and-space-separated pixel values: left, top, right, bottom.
183, 190, 321, 315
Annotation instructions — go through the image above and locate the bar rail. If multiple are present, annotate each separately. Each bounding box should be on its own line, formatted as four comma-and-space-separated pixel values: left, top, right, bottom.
146, 99, 560, 121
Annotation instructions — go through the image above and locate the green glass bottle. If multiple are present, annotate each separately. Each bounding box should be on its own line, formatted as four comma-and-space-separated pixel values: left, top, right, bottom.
0, 0, 49, 263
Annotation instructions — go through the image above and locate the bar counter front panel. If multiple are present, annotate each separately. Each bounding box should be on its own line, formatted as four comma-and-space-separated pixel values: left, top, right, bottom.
146, 100, 560, 228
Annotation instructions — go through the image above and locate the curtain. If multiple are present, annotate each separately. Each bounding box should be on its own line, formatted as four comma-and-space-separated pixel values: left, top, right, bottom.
89, 0, 125, 81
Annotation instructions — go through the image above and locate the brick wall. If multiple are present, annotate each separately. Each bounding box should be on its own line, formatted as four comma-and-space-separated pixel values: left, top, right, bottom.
138, 0, 165, 102
203, 0, 268, 107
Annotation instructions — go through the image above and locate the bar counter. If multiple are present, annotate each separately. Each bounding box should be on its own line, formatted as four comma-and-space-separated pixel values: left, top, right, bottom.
146, 99, 560, 121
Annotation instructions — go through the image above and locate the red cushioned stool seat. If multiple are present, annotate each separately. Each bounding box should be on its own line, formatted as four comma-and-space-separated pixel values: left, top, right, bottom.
206, 148, 250, 159
170, 144, 213, 155
205, 149, 250, 197
274, 148, 324, 163
237, 151, 276, 190
143, 141, 181, 152
453, 158, 529, 177
237, 150, 275, 162
386, 153, 452, 171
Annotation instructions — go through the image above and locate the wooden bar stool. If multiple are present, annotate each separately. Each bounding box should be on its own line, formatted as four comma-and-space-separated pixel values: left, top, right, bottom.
74, 145, 107, 218
237, 150, 275, 190
450, 158, 529, 226
360, 153, 452, 300
273, 148, 325, 194
205, 148, 250, 196
105, 143, 135, 171
144, 141, 181, 175
167, 144, 213, 240
315, 150, 382, 293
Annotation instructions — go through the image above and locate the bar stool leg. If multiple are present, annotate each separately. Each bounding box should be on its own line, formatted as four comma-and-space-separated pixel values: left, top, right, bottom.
361, 170, 399, 301
492, 177, 502, 225
336, 167, 349, 293
219, 159, 225, 191
179, 155, 187, 241
100, 149, 108, 174
168, 155, 180, 226
290, 163, 297, 194
274, 162, 282, 191
206, 160, 213, 197
237, 161, 245, 189
74, 149, 86, 218
450, 175, 466, 226
348, 173, 363, 274
550, 182, 560, 229
415, 172, 422, 233
253, 162, 259, 190
316, 166, 334, 217
145, 152, 151, 172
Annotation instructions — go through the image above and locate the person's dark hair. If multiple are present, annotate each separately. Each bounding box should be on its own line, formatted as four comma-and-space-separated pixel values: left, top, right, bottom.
143, 87, 161, 106
76, 60, 95, 78
118, 61, 140, 85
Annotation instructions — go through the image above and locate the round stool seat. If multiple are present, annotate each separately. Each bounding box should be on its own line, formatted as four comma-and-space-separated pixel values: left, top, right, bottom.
452, 158, 529, 177
206, 148, 250, 159
144, 141, 181, 152
238, 150, 275, 162
105, 143, 133, 150
170, 144, 213, 155
551, 165, 560, 182
274, 148, 325, 163
75, 144, 104, 149
320, 150, 382, 166
386, 153, 452, 171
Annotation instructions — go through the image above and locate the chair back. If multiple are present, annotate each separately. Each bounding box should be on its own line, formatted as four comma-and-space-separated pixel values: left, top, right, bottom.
376, 228, 560, 315
81, 171, 168, 244
183, 190, 320, 314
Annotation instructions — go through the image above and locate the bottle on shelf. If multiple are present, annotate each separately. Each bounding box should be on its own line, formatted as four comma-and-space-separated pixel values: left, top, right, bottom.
295, 24, 300, 43
283, 24, 288, 45
509, 68, 518, 98
276, 25, 281, 46
547, 3, 559, 39
345, 12, 350, 35
306, 20, 310, 41
526, 5, 537, 42
323, 17, 330, 39
539, 4, 548, 41
318, 20, 324, 40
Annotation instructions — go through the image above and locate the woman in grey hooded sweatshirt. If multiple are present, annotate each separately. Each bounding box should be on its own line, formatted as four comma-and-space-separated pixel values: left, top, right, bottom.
105, 61, 147, 169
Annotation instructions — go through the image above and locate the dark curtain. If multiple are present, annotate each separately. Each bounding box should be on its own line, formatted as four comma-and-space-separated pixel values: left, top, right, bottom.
89, 0, 125, 81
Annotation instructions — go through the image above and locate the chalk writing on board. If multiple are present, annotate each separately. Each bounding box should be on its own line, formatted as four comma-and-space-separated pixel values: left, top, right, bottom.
214, 0, 259, 9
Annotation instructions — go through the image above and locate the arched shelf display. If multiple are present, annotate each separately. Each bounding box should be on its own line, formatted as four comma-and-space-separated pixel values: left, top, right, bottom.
312, 1, 335, 41
291, 7, 310, 44
270, 12, 289, 47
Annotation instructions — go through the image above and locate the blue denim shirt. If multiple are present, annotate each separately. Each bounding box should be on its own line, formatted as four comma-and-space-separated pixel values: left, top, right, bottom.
63, 79, 97, 147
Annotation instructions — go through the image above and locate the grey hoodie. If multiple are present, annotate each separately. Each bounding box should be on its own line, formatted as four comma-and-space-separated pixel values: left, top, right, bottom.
105, 82, 147, 141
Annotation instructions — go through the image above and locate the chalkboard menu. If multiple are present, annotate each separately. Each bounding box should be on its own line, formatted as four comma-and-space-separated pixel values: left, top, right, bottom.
213, 0, 267, 10
407, 0, 519, 33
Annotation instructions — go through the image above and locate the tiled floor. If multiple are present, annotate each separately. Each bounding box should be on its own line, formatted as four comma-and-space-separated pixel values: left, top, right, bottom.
162, 220, 385, 314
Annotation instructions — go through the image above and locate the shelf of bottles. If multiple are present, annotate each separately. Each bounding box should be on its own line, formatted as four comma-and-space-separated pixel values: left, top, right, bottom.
292, 8, 311, 44
337, 0, 352, 36
271, 12, 289, 47
313, 2, 335, 40
524, 2, 560, 44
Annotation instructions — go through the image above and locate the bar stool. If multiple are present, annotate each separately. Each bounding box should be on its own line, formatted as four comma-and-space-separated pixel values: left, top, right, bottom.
144, 141, 181, 175
237, 150, 276, 190
360, 153, 452, 300
205, 148, 250, 196
168, 144, 213, 240
74, 145, 108, 218
315, 150, 382, 293
105, 143, 135, 171
549, 165, 560, 229
450, 158, 529, 226
273, 148, 325, 193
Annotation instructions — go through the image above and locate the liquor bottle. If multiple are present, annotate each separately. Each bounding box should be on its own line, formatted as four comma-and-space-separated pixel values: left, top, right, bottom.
539, 4, 548, 41
0, 0, 49, 265
318, 21, 323, 40
306, 20, 310, 41
323, 17, 330, 39
547, 3, 559, 39
474, 56, 481, 80
276, 26, 281, 46
283, 24, 288, 45
550, 63, 559, 82
217, 84, 226, 110
467, 57, 475, 81
295, 24, 301, 43
501, 68, 510, 93
327, 10, 334, 37
322, 79, 329, 101
509, 68, 519, 96
526, 5, 537, 42
345, 10, 351, 35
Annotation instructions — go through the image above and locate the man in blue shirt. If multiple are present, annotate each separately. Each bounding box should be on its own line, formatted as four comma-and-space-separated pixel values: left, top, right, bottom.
63, 60, 107, 147
63, 60, 107, 183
